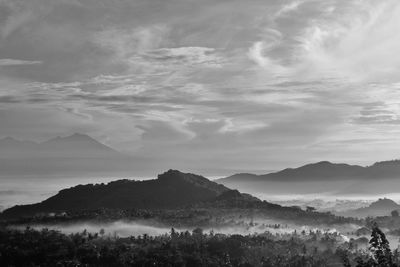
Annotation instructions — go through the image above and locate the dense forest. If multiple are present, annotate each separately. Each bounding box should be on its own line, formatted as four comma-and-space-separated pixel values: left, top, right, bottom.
0, 223, 398, 267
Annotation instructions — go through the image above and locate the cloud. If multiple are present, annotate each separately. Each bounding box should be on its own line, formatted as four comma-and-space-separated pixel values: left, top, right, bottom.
3, 0, 400, 174
94, 25, 169, 61
353, 101, 400, 125
142, 47, 223, 67
248, 41, 275, 69
0, 95, 20, 103
274, 1, 304, 19
0, 58, 41, 66
244, 0, 400, 83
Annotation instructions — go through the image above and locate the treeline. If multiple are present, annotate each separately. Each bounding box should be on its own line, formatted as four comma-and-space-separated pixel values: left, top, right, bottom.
1, 223, 397, 266
0, 226, 346, 267
2, 205, 361, 230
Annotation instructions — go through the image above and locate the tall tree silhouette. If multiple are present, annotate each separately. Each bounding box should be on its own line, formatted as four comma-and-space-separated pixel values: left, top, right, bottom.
369, 223, 393, 266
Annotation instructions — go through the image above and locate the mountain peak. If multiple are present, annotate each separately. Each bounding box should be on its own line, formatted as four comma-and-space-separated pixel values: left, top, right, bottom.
158, 169, 184, 177
341, 197, 400, 218
157, 169, 187, 180
41, 133, 116, 153
69, 133, 93, 140
315, 161, 333, 165
46, 133, 97, 143
370, 198, 399, 209
158, 169, 230, 195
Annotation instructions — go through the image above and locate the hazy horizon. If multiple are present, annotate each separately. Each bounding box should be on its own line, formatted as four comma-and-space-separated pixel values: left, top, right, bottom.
2, 132, 400, 177
2, 0, 400, 174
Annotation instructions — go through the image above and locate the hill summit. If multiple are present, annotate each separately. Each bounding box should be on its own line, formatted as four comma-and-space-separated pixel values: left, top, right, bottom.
1, 170, 256, 219
339, 198, 400, 218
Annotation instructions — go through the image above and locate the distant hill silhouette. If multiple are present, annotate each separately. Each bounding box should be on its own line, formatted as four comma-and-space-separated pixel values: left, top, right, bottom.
1, 170, 259, 219
216, 160, 400, 196
338, 198, 400, 218
0, 133, 135, 175
39, 133, 120, 158
0, 133, 120, 158
218, 160, 400, 183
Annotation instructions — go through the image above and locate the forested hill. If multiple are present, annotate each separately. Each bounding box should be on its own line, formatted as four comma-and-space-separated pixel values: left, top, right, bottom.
338, 198, 400, 218
0, 170, 257, 219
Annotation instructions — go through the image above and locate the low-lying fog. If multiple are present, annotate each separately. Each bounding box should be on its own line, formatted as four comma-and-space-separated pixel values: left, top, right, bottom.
12, 219, 356, 239
226, 178, 400, 202
10, 219, 400, 249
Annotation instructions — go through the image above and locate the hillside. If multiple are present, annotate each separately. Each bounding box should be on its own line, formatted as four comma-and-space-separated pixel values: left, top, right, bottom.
0, 170, 254, 219
338, 198, 400, 218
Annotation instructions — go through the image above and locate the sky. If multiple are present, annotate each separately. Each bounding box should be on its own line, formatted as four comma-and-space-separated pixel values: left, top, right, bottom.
2, 0, 400, 175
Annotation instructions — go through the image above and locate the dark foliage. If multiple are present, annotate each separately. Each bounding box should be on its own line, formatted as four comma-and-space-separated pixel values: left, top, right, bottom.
0, 226, 345, 267
342, 224, 400, 267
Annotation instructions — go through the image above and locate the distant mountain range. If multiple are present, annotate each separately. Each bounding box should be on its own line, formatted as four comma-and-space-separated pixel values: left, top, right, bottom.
1, 170, 259, 219
337, 198, 400, 218
218, 160, 400, 183
0, 133, 135, 176
0, 133, 120, 158
215, 160, 400, 196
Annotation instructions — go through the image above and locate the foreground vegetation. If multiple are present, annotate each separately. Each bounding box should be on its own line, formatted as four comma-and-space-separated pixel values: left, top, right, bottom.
0, 226, 344, 266
0, 223, 398, 267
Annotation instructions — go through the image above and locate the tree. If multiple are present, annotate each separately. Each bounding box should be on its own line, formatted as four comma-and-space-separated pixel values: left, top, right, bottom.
306, 206, 316, 212
369, 224, 393, 266
391, 210, 399, 217
99, 228, 105, 236
192, 227, 203, 236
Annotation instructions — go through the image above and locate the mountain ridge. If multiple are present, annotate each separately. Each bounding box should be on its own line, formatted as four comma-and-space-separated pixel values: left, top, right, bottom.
0, 133, 135, 175
217, 160, 400, 183
0, 170, 259, 219
0, 133, 119, 158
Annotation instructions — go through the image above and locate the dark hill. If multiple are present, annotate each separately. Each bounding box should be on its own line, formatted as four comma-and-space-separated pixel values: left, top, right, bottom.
218, 160, 400, 184
216, 160, 400, 196
218, 161, 365, 183
1, 170, 253, 219
339, 198, 400, 218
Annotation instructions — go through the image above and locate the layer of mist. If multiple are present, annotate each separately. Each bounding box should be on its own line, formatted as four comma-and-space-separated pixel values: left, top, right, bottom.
11, 219, 357, 239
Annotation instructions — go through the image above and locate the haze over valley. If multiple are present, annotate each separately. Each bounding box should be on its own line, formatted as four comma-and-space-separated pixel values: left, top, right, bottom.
3, 133, 400, 214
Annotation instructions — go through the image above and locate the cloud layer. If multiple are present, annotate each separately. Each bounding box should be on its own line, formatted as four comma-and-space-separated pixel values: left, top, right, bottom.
1, 0, 400, 175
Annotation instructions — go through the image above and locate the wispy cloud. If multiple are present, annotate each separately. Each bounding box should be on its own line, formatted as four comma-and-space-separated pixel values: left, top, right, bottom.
248, 0, 400, 82
0, 59, 41, 66
142, 47, 223, 67
2, 0, 400, 174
